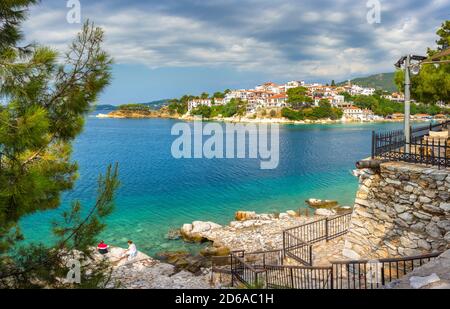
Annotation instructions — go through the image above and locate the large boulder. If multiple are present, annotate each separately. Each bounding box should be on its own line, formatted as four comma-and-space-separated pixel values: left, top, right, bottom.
315, 208, 337, 217
279, 213, 290, 219
235, 211, 257, 221
200, 246, 230, 257
286, 210, 298, 217
180, 221, 222, 242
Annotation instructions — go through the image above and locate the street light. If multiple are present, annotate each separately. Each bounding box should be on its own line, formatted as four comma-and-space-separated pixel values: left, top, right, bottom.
395, 54, 426, 152
395, 49, 450, 152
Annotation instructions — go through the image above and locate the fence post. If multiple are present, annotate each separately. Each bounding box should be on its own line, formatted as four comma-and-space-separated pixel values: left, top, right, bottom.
290, 268, 294, 288
230, 253, 234, 287
371, 131, 375, 159
325, 217, 329, 241
330, 266, 334, 290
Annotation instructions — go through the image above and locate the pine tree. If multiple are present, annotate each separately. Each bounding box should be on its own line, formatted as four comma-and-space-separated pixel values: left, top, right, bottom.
0, 1, 119, 288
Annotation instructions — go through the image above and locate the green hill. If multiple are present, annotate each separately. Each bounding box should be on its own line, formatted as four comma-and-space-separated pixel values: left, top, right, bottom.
94, 99, 169, 111
338, 73, 398, 93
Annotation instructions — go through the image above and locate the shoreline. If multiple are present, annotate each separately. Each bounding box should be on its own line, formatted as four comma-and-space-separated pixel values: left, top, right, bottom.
96, 111, 417, 125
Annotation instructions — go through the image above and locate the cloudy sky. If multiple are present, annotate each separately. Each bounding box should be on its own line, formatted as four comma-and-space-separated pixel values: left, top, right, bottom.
23, 0, 449, 105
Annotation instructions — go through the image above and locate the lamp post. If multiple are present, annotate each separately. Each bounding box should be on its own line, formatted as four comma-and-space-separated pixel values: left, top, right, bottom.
395, 54, 427, 152
393, 48, 450, 152
395, 49, 450, 152
404, 55, 411, 152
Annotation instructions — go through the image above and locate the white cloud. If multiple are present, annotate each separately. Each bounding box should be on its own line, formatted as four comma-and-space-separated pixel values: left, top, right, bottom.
22, 0, 448, 82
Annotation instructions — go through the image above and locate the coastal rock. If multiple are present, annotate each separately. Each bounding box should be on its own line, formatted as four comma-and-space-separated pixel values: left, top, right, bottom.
336, 206, 353, 214
409, 274, 441, 289
200, 246, 230, 257
286, 210, 298, 217
180, 210, 319, 254
235, 211, 256, 221
315, 209, 336, 217
278, 213, 289, 219
156, 251, 210, 275
180, 221, 222, 242
106, 252, 211, 289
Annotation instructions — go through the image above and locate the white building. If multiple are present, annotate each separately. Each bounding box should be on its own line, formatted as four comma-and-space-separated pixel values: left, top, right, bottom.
331, 95, 345, 107
283, 80, 305, 91
267, 93, 288, 107
188, 99, 212, 111
343, 106, 375, 121
350, 85, 375, 96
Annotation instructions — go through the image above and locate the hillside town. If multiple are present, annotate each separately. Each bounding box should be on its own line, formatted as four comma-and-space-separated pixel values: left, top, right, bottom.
187, 80, 411, 121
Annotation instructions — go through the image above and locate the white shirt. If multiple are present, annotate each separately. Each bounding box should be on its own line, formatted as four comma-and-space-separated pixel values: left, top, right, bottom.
127, 243, 137, 257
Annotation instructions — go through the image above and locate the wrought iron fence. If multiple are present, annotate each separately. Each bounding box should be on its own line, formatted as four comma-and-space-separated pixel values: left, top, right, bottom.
265, 265, 333, 289
372, 120, 450, 168
230, 249, 284, 287
283, 212, 353, 266
264, 252, 441, 289
331, 252, 440, 289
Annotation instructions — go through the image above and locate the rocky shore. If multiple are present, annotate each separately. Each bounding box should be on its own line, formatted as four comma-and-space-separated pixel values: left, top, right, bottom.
99, 247, 211, 289
179, 209, 340, 255
97, 110, 403, 125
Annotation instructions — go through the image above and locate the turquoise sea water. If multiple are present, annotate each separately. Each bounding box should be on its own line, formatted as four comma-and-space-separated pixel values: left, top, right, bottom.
20, 115, 407, 256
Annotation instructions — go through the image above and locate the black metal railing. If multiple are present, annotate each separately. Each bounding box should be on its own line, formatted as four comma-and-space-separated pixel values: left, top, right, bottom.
331, 252, 440, 289
265, 265, 333, 289
264, 252, 441, 289
227, 224, 441, 289
283, 212, 353, 266
211, 255, 232, 286
230, 249, 284, 288
372, 120, 450, 168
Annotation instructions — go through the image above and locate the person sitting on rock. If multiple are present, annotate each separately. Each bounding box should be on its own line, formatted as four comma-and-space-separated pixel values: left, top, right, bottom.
123, 240, 138, 261
97, 240, 109, 255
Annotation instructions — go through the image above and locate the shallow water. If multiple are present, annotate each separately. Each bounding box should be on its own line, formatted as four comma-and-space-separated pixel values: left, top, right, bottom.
20, 115, 407, 256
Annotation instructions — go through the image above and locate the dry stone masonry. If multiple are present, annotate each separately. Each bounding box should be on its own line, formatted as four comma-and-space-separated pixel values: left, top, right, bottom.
344, 162, 450, 260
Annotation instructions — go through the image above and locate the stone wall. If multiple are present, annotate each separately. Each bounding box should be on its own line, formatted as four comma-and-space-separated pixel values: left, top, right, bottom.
343, 162, 450, 260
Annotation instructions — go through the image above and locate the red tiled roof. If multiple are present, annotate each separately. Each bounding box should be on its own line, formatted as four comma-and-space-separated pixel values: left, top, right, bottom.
269, 94, 287, 99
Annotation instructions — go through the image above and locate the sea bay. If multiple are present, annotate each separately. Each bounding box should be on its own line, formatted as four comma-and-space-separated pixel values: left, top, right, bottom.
20, 114, 408, 256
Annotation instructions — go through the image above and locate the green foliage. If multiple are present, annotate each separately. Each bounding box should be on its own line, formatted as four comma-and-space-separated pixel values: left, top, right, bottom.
287, 87, 313, 109
168, 95, 195, 115
350, 94, 448, 117
192, 98, 247, 118
269, 110, 277, 118
0, 1, 117, 288
281, 107, 304, 120
395, 20, 450, 104
191, 105, 212, 118
338, 73, 398, 92
338, 91, 352, 102
282, 100, 342, 121
118, 104, 150, 111
0, 0, 39, 52
213, 92, 225, 99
